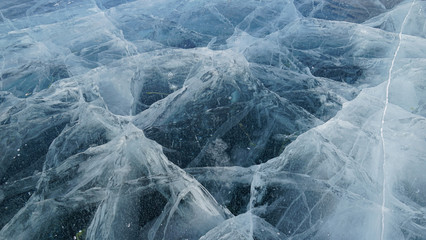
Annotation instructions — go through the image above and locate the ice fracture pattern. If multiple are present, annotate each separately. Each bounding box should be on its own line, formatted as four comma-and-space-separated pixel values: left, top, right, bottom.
0, 0, 425, 239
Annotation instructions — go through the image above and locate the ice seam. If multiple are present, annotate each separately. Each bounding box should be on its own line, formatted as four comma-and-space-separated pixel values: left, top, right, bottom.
380, 1, 416, 240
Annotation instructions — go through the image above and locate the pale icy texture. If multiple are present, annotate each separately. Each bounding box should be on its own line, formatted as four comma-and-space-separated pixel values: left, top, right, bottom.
1, 0, 425, 239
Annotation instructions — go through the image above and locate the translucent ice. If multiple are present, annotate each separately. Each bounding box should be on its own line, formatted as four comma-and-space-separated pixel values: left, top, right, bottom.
1, 0, 425, 239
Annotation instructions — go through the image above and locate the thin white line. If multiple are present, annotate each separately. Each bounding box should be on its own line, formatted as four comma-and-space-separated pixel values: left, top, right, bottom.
248, 166, 261, 240
380, 1, 416, 239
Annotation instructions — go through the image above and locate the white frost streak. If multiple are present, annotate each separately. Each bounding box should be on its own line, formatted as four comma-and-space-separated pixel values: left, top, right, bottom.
248, 166, 262, 240
380, 1, 416, 240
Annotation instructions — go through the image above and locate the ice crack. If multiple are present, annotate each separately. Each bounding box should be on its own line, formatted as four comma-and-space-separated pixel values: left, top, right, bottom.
248, 166, 263, 240
380, 1, 416, 239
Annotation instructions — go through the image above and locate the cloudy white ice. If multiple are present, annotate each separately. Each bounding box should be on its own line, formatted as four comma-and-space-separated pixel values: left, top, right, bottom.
0, 0, 425, 239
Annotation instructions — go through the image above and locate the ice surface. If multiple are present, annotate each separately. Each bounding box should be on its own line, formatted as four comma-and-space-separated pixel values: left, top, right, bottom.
365, 1, 426, 38
132, 48, 321, 168
199, 213, 285, 240
1, 0, 426, 239
0, 76, 230, 239
293, 0, 404, 23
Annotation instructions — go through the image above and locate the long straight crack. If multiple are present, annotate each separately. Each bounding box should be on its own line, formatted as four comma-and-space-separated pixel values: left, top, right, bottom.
379, 1, 416, 239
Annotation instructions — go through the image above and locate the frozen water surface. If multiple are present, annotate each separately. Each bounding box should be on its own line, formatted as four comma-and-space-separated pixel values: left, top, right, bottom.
0, 0, 425, 239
